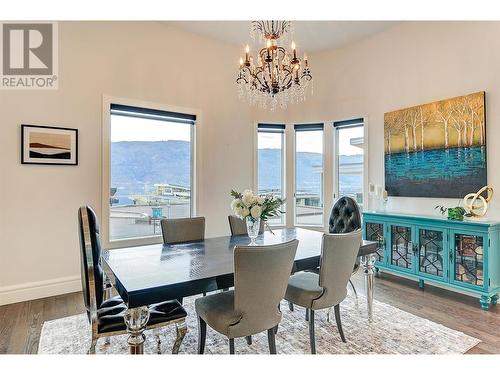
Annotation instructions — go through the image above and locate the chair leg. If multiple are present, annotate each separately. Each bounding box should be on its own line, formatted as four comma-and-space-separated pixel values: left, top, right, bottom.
203, 292, 207, 297
308, 309, 316, 354
245, 335, 252, 345
197, 316, 206, 354
172, 320, 187, 354
288, 301, 294, 311
327, 307, 332, 322
229, 338, 235, 354
88, 338, 97, 354
274, 303, 280, 334
267, 326, 277, 354
103, 283, 112, 347
334, 304, 346, 343
154, 327, 161, 354
305, 308, 309, 321
348, 279, 358, 302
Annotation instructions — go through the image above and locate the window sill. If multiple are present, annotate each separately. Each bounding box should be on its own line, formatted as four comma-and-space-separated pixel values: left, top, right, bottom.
294, 225, 325, 232
106, 235, 163, 250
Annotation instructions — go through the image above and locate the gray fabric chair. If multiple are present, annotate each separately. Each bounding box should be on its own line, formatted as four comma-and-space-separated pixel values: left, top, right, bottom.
161, 217, 206, 300
160, 217, 205, 244
290, 196, 362, 316
285, 230, 362, 354
227, 214, 266, 345
195, 239, 299, 354
228, 215, 265, 236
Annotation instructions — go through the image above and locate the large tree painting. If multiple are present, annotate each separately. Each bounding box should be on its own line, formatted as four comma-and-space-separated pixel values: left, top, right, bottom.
384, 91, 486, 198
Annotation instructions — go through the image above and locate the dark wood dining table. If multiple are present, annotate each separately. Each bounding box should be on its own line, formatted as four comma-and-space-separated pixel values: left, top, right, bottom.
103, 227, 378, 354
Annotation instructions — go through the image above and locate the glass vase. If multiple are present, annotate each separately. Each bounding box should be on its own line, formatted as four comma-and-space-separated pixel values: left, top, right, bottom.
246, 217, 261, 245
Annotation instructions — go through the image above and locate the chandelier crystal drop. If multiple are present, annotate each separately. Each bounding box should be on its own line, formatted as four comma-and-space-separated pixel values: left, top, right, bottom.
236, 21, 313, 111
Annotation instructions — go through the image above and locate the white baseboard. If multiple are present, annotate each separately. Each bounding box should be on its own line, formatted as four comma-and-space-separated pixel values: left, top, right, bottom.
0, 275, 82, 306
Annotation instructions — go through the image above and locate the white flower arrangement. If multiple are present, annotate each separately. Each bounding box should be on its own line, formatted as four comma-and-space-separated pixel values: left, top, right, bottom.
230, 189, 284, 221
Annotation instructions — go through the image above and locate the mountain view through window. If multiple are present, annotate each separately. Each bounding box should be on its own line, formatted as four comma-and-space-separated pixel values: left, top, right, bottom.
110, 110, 193, 241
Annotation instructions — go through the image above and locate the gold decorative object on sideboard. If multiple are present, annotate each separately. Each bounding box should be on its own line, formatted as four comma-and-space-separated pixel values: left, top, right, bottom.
463, 185, 494, 217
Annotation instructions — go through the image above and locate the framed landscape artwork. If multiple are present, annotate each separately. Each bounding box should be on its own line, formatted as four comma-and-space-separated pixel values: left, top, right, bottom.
384, 91, 486, 198
21, 125, 78, 165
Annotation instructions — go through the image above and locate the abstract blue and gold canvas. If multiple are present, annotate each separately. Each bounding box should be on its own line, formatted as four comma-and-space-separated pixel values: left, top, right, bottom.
384, 91, 486, 198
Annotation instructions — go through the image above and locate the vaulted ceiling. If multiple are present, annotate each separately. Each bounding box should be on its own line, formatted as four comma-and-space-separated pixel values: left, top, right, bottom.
168, 21, 398, 53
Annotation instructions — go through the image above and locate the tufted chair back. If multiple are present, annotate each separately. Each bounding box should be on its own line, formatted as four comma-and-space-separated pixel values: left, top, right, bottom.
78, 206, 105, 318
329, 196, 362, 234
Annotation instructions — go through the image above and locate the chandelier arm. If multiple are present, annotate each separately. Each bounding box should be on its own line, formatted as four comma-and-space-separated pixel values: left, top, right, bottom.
252, 21, 264, 36
282, 66, 293, 80
283, 79, 293, 91
236, 76, 248, 84
282, 72, 293, 89
254, 68, 271, 93
281, 69, 294, 90
301, 71, 312, 81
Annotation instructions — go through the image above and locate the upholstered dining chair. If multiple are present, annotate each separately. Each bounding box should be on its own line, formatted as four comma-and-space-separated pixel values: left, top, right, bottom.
195, 240, 299, 354
78, 206, 188, 354
161, 216, 207, 299
328, 197, 362, 299
227, 215, 266, 346
160, 216, 205, 244
290, 196, 362, 316
285, 230, 362, 354
228, 215, 265, 236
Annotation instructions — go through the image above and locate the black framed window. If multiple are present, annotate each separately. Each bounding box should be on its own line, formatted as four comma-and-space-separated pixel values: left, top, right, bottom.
294, 123, 324, 226
257, 124, 285, 225
333, 118, 364, 209
109, 104, 195, 241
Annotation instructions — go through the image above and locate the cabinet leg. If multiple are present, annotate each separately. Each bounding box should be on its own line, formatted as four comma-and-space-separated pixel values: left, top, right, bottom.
480, 295, 491, 310
418, 279, 425, 289
491, 294, 499, 306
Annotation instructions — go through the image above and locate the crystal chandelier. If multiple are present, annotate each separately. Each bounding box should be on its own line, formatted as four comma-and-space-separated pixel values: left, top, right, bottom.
236, 21, 313, 111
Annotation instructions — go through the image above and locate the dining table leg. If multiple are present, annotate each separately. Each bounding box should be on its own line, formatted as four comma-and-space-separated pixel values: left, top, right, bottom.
361, 254, 375, 322
124, 306, 150, 354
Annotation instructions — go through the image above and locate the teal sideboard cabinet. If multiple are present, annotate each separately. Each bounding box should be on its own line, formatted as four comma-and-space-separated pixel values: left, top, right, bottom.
362, 211, 500, 310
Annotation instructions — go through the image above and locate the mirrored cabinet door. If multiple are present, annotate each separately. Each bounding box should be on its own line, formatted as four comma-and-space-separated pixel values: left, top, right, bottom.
417, 228, 445, 280
390, 224, 413, 271
365, 222, 385, 263
453, 233, 485, 288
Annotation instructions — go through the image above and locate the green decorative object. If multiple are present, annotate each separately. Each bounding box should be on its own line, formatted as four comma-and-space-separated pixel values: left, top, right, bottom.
435, 205, 469, 221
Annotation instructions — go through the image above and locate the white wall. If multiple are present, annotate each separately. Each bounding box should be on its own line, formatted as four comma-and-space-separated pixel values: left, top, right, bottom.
0, 21, 285, 304
286, 21, 500, 219
2, 21, 500, 304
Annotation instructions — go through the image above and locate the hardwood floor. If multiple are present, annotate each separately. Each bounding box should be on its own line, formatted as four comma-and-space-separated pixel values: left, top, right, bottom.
1, 271, 499, 354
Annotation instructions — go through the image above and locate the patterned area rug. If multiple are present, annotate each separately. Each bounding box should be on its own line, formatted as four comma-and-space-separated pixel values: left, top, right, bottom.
38, 293, 480, 354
